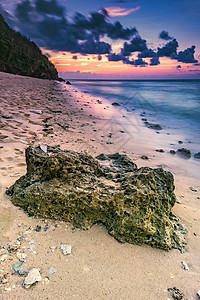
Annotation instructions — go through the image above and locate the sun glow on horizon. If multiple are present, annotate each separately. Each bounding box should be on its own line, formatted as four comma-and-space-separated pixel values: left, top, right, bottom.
46, 49, 200, 79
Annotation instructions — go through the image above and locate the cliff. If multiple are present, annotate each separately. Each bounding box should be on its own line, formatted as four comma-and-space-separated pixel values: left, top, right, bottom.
0, 14, 58, 80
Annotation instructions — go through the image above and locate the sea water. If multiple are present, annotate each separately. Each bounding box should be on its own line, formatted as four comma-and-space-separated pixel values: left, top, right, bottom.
71, 80, 200, 153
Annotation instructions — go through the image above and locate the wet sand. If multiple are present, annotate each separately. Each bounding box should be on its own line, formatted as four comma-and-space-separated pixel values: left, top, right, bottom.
0, 72, 200, 300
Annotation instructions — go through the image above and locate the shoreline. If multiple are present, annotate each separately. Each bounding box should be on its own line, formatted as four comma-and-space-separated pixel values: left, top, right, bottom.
0, 72, 200, 299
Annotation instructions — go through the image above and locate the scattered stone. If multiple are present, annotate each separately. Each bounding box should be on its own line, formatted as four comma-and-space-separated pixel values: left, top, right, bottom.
30, 110, 42, 115
194, 152, 200, 159
17, 252, 27, 262
156, 149, 165, 153
7, 146, 186, 251
190, 186, 197, 192
141, 155, 148, 160
2, 113, 13, 119
60, 244, 72, 255
4, 287, 12, 292
23, 268, 42, 289
106, 141, 113, 144
197, 290, 200, 299
2, 277, 8, 284
170, 150, 176, 155
181, 261, 189, 270
178, 141, 183, 144
112, 102, 120, 106
13, 261, 29, 276
177, 148, 191, 158
30, 244, 35, 251
144, 121, 162, 130
49, 246, 56, 252
44, 224, 49, 232
0, 274, 8, 284
176, 198, 181, 204
66, 81, 71, 85
168, 287, 184, 300
42, 277, 50, 285
0, 254, 8, 262
35, 225, 42, 232
96, 100, 102, 104
48, 267, 57, 275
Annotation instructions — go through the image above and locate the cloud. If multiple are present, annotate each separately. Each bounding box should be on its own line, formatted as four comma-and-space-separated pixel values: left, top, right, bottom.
13, 0, 137, 55
108, 53, 125, 61
159, 30, 172, 41
78, 37, 111, 55
176, 46, 198, 63
125, 58, 148, 66
149, 57, 160, 66
157, 39, 179, 58
138, 48, 157, 58
105, 6, 141, 17
1, 1, 198, 67
108, 53, 148, 67
121, 35, 147, 56
35, 0, 65, 17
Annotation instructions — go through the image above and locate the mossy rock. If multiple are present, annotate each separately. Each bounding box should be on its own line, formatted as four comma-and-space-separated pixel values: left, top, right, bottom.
7, 146, 186, 251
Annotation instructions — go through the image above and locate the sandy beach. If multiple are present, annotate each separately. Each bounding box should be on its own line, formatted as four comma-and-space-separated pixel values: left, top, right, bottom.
0, 72, 200, 300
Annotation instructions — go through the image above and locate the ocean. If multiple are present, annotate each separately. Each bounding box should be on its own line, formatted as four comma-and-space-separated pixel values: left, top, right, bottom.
71, 79, 200, 154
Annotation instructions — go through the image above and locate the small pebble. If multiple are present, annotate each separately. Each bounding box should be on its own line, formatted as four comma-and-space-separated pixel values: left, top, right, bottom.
60, 244, 72, 255
176, 198, 181, 204
141, 155, 148, 160
35, 225, 42, 232
30, 110, 42, 115
48, 267, 57, 275
190, 186, 197, 192
2, 278, 8, 284
2, 113, 13, 119
156, 149, 165, 153
181, 261, 189, 270
42, 277, 50, 285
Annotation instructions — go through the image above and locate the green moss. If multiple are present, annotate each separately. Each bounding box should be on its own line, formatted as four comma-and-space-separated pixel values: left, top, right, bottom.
0, 14, 58, 79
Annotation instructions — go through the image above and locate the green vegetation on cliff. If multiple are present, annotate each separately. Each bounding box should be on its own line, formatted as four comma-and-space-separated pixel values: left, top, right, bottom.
0, 14, 58, 80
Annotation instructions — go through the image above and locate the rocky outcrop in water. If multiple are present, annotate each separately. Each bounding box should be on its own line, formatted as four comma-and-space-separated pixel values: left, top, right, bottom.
7, 146, 186, 251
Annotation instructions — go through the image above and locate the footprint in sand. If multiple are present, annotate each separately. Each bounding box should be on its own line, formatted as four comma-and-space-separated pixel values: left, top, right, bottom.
14, 148, 24, 155
5, 157, 13, 161
16, 163, 26, 167
0, 134, 9, 140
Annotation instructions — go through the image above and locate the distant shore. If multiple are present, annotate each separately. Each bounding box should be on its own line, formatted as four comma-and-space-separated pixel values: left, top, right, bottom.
0, 72, 200, 300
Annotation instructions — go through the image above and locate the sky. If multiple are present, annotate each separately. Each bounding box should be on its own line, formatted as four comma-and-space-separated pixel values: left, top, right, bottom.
1, 0, 200, 79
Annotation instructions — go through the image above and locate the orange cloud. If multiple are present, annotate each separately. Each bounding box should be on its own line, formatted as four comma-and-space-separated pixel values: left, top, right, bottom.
105, 6, 141, 17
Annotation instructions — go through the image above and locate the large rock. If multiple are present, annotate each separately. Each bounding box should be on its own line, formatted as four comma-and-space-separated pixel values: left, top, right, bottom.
7, 146, 186, 251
